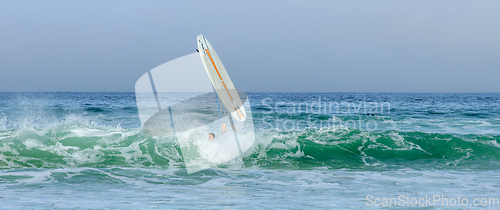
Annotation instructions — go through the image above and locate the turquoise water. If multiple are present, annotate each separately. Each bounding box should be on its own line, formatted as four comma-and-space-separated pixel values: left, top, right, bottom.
1, 93, 500, 209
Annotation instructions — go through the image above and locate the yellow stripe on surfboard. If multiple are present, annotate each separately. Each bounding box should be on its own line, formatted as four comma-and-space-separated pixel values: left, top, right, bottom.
205, 49, 234, 102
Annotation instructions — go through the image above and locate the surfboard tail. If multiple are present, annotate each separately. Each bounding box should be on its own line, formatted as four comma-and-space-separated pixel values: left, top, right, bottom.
231, 106, 247, 121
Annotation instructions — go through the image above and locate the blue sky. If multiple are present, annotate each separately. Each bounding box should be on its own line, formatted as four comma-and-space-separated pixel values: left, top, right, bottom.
1, 1, 499, 92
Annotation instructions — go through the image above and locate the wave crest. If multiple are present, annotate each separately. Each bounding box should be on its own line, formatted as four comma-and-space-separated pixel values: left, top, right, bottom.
1, 122, 500, 170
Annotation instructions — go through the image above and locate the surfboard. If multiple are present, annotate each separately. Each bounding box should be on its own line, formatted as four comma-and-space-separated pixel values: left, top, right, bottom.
197, 34, 247, 121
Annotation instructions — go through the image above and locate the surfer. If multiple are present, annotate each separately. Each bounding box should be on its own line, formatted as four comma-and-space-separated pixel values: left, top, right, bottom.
208, 124, 226, 140
208, 123, 234, 140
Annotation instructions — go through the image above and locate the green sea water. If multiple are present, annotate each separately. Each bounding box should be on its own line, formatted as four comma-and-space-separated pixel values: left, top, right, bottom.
1, 92, 500, 209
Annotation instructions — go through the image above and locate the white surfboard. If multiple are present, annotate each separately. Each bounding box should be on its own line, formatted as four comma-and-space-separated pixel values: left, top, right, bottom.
197, 34, 247, 121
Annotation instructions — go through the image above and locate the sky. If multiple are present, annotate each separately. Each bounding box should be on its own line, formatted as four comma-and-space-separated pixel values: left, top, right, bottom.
1, 1, 499, 93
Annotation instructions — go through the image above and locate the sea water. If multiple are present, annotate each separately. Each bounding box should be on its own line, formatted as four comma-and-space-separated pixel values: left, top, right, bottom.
1, 92, 500, 209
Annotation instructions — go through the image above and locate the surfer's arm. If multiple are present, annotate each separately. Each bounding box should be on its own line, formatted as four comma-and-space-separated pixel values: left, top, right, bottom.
221, 123, 236, 132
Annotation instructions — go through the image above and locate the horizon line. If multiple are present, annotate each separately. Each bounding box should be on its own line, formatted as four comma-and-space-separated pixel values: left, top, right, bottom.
1, 91, 500, 94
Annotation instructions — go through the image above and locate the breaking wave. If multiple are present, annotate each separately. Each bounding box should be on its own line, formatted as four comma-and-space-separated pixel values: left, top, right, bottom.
1, 118, 499, 171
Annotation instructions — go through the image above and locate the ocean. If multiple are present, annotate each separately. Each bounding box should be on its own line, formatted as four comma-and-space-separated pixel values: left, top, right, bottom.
1, 92, 500, 209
